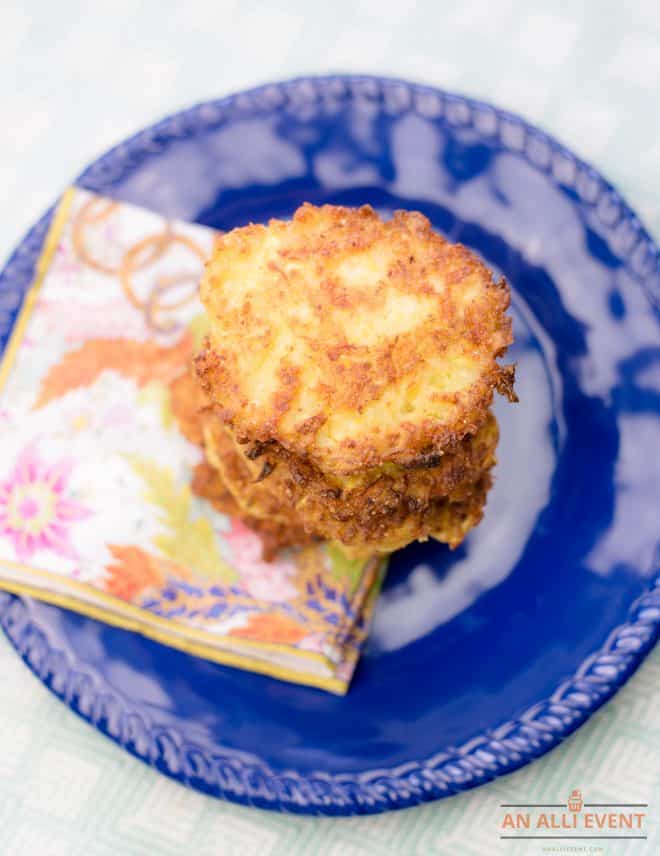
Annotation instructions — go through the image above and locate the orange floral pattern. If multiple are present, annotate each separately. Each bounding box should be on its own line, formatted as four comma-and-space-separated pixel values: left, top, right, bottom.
229, 613, 309, 645
104, 545, 163, 601
104, 545, 190, 601
34, 334, 193, 408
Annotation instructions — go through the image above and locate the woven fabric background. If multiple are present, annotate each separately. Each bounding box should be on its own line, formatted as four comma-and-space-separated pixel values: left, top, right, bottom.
0, 1, 658, 853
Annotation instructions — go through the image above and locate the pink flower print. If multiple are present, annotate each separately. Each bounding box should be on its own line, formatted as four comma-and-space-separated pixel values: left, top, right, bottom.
224, 519, 298, 603
0, 444, 92, 562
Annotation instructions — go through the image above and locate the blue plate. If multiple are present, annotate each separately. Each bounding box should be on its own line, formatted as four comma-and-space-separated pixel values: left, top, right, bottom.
1, 76, 659, 816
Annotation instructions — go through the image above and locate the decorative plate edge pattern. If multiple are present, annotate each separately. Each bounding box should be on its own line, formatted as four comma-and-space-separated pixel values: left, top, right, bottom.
0, 580, 657, 815
0, 75, 659, 815
75, 75, 660, 306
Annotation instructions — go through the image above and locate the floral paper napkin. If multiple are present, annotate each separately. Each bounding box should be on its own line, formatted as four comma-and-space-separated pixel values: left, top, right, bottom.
0, 187, 387, 694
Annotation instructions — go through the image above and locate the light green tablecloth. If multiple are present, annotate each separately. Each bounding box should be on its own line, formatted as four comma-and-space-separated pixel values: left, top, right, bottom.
0, 0, 658, 853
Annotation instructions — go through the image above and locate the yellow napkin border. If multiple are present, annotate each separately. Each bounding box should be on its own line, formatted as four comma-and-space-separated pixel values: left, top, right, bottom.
0, 188, 76, 391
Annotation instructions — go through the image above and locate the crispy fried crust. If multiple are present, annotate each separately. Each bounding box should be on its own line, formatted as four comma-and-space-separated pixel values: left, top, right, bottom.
202, 402, 498, 556
172, 372, 315, 559
200, 421, 493, 557
341, 471, 493, 556
202, 421, 291, 524
197, 203, 515, 474
207, 411, 495, 518
170, 370, 209, 447
190, 461, 241, 516
171, 368, 497, 557
192, 461, 315, 560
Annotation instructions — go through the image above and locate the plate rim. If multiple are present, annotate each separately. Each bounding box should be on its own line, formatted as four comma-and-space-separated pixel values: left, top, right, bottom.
0, 73, 659, 816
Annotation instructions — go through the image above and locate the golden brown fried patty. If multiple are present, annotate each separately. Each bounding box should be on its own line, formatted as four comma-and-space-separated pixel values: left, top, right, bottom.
202, 411, 497, 555
171, 371, 314, 558
170, 371, 208, 447
171, 368, 496, 557
197, 203, 515, 474
192, 460, 314, 560
179, 203, 515, 558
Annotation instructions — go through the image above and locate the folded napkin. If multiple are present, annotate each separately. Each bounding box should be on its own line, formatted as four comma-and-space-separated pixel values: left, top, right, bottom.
0, 187, 387, 694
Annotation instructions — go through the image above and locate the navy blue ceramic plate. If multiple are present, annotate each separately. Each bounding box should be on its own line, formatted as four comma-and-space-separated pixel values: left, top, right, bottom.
1, 76, 659, 815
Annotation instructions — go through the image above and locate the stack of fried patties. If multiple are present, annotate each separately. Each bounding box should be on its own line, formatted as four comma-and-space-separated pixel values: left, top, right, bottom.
173, 203, 516, 560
